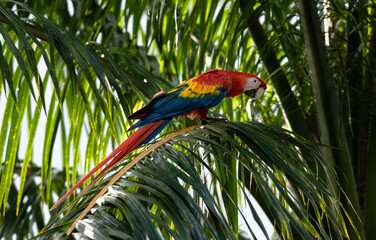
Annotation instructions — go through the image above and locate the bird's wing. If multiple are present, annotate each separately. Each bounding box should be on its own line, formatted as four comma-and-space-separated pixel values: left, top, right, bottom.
129, 70, 232, 130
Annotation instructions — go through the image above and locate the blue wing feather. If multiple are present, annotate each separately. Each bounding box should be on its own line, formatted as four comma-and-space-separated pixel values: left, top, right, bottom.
129, 86, 228, 131
129, 71, 232, 131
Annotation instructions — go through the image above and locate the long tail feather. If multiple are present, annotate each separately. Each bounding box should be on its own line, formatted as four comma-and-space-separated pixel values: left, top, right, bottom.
50, 119, 171, 211
91, 119, 171, 181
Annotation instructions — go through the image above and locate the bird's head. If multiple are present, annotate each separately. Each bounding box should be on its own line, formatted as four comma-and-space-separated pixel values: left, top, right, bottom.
243, 75, 267, 100
224, 70, 267, 100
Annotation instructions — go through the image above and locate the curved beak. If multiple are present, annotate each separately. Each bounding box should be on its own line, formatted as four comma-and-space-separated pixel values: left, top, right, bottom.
244, 87, 265, 100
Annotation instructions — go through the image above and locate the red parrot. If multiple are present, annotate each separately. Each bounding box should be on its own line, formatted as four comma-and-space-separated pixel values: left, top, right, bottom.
51, 69, 266, 210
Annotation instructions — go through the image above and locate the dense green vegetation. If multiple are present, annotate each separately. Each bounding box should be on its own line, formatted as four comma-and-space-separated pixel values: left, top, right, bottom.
0, 0, 375, 239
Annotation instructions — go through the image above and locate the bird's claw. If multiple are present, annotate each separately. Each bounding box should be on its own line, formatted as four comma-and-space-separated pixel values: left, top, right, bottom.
201, 117, 228, 125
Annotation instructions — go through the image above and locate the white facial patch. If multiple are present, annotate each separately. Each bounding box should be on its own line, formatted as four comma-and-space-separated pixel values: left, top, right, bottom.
243, 77, 265, 100
244, 78, 260, 92
244, 78, 261, 91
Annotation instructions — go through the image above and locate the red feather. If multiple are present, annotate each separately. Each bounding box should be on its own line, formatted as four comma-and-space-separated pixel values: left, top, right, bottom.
50, 120, 168, 210
51, 69, 266, 210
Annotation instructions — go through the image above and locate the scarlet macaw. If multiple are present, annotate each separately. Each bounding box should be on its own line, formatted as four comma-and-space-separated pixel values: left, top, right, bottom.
51, 69, 266, 210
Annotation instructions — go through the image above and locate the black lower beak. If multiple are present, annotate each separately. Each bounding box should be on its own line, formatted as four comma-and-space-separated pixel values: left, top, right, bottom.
244, 88, 258, 98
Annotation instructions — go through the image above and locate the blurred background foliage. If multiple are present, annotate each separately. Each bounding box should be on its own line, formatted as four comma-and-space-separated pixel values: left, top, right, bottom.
0, 0, 375, 239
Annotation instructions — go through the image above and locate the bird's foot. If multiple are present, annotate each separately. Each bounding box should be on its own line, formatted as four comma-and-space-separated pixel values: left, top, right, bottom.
201, 117, 228, 125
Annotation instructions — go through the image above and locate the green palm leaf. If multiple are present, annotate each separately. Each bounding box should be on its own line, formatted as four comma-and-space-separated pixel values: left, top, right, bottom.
1, 0, 374, 239
38, 122, 351, 239
0, 0, 165, 215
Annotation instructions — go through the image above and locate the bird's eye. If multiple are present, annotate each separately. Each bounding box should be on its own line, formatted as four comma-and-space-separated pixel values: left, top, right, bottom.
253, 78, 258, 83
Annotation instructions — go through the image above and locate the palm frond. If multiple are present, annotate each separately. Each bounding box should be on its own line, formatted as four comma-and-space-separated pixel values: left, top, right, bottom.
0, 1, 165, 214
39, 122, 352, 239
1, 0, 373, 238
